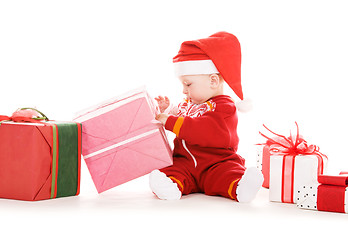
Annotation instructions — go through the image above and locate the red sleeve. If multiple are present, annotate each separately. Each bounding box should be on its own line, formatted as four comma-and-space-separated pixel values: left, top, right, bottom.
165, 111, 236, 148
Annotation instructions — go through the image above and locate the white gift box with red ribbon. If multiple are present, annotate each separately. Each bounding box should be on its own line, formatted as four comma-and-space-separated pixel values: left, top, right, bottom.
259, 123, 328, 204
269, 154, 327, 203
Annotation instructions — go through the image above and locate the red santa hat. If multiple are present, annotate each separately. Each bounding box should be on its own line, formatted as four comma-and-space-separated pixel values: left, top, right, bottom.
173, 31, 243, 100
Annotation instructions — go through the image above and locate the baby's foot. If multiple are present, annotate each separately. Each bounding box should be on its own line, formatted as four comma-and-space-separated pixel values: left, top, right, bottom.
236, 167, 263, 203
149, 170, 182, 200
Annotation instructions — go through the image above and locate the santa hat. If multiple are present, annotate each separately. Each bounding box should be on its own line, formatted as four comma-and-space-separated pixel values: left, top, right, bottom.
173, 31, 243, 101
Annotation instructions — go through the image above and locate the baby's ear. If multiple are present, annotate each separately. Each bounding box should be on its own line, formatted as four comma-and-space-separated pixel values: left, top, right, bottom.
209, 74, 221, 88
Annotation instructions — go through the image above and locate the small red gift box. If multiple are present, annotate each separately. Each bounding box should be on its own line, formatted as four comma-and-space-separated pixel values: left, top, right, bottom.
297, 172, 348, 213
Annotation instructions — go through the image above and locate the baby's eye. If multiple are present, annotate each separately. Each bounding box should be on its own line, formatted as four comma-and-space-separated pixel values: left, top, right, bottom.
186, 83, 191, 87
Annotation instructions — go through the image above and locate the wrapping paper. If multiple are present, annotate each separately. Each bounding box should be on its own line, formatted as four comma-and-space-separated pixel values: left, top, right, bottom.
297, 173, 348, 213
0, 121, 81, 201
74, 87, 173, 193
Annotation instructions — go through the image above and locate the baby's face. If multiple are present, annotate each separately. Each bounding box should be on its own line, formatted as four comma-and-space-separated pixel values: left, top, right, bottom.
179, 75, 215, 104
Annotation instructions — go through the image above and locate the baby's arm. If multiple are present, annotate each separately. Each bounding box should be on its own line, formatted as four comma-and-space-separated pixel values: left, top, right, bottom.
164, 111, 234, 148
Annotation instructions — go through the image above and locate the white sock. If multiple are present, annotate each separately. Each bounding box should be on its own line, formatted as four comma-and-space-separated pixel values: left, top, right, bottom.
236, 167, 263, 203
149, 170, 182, 200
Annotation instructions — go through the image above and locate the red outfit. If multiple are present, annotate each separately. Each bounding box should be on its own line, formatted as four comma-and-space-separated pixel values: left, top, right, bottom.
160, 95, 246, 200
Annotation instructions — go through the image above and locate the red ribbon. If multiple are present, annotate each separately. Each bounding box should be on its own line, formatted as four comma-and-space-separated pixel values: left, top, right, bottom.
260, 122, 326, 203
0, 115, 10, 121
259, 122, 326, 157
0, 108, 48, 124
0, 115, 45, 124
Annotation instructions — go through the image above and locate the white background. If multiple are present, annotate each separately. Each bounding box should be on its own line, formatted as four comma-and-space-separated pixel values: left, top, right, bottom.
1, 0, 348, 239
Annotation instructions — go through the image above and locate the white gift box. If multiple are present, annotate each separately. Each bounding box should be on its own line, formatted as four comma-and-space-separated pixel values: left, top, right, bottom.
269, 154, 327, 203
256, 145, 271, 188
256, 145, 263, 170
296, 184, 320, 210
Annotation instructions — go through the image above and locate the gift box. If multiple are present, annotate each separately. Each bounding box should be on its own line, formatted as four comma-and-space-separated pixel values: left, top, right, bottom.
256, 144, 271, 188
73, 87, 173, 193
297, 173, 348, 213
269, 154, 327, 203
259, 123, 327, 203
0, 109, 81, 201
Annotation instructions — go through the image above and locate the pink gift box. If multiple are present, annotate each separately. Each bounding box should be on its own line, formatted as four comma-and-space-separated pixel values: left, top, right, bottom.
74, 87, 173, 193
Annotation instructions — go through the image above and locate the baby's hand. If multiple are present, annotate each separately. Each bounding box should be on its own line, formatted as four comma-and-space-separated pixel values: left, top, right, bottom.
155, 96, 170, 113
155, 113, 169, 125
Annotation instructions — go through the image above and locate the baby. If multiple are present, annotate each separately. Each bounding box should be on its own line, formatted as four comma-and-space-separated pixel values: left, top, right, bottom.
149, 32, 263, 202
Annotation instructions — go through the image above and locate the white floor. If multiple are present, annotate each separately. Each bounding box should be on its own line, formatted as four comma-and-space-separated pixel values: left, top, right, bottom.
1, 167, 347, 240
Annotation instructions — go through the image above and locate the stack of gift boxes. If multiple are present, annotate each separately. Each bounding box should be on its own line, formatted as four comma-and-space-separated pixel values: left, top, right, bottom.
1, 87, 347, 215
73, 87, 173, 193
0, 87, 172, 201
257, 123, 348, 214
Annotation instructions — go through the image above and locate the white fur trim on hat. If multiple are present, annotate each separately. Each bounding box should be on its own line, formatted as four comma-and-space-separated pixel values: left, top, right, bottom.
174, 60, 219, 77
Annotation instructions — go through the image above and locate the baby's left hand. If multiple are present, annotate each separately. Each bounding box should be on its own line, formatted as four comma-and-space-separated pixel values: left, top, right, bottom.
155, 113, 169, 125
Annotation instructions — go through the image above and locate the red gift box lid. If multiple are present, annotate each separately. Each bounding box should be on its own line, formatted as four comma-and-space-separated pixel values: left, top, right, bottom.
318, 172, 348, 186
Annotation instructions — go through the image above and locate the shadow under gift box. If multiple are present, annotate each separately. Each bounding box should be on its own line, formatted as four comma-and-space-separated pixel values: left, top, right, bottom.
0, 121, 81, 201
74, 87, 173, 193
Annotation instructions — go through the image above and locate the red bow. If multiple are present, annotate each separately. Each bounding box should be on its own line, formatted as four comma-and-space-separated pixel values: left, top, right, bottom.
0, 108, 48, 124
259, 122, 322, 156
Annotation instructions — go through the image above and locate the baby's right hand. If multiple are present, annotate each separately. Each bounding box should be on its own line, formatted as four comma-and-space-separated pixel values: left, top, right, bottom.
155, 96, 170, 113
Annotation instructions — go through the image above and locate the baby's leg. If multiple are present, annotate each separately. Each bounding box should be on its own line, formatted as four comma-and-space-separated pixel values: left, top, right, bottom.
149, 158, 198, 200
202, 157, 263, 202
201, 160, 245, 200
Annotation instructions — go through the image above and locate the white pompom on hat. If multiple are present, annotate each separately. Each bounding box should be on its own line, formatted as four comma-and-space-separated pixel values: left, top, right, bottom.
235, 97, 253, 112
